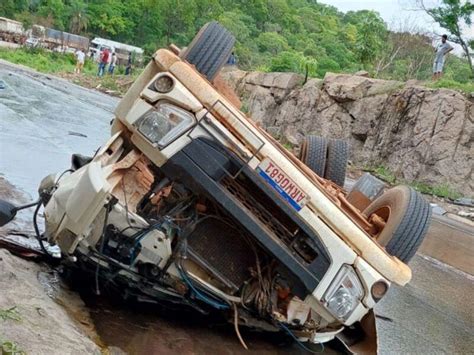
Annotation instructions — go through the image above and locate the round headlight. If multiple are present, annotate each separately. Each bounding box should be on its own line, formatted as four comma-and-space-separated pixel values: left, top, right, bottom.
153, 75, 174, 93
327, 287, 356, 319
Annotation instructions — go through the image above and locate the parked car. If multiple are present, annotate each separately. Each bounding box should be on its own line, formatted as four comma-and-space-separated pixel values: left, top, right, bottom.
0, 22, 431, 352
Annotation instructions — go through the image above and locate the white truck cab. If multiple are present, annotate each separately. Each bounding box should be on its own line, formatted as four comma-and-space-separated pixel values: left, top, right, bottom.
2, 22, 431, 352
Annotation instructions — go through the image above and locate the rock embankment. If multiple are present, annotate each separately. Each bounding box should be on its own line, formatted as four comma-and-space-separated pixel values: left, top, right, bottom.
0, 250, 101, 354
222, 69, 473, 197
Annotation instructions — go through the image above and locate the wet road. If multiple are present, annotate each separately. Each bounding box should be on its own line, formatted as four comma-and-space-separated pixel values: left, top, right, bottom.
0, 61, 473, 354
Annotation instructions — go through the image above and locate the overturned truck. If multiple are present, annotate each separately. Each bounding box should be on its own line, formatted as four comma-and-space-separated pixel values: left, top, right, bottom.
1, 22, 431, 351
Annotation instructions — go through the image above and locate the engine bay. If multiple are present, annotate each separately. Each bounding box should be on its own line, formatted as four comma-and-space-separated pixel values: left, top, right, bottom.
53, 137, 333, 337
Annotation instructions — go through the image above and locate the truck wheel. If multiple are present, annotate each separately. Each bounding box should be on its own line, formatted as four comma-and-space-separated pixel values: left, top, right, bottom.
300, 136, 328, 177
181, 21, 235, 81
363, 186, 432, 262
324, 139, 348, 187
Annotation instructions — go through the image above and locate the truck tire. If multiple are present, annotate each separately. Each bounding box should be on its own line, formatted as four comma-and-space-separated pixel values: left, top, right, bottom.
363, 186, 432, 262
300, 136, 328, 177
324, 139, 348, 187
181, 21, 235, 81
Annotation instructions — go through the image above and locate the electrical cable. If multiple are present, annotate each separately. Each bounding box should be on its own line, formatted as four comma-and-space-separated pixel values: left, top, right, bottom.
279, 323, 325, 354
94, 202, 112, 295
177, 262, 229, 310
56, 169, 74, 183
32, 201, 55, 260
233, 303, 249, 350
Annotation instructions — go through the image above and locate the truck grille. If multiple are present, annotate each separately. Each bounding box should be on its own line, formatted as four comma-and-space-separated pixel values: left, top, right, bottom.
221, 176, 298, 245
187, 217, 256, 290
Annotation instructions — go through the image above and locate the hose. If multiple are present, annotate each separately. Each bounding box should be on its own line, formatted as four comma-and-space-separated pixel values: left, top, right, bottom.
32, 201, 55, 260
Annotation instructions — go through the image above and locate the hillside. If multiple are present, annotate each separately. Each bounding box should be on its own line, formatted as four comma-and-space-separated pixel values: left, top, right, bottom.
1, 0, 472, 86
222, 68, 474, 197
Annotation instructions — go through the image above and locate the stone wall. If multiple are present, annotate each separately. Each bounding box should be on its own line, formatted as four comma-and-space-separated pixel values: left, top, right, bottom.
221, 69, 473, 197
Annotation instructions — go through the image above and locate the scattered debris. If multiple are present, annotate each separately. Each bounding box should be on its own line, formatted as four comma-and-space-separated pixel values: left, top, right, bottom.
453, 198, 474, 208
430, 203, 447, 216
457, 210, 474, 221
68, 131, 88, 138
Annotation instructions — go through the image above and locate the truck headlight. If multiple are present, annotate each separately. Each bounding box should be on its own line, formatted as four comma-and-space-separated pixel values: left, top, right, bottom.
135, 103, 195, 148
323, 265, 364, 321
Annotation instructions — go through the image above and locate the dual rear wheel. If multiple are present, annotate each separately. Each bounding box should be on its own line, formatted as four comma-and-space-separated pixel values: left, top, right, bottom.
300, 135, 431, 262
299, 135, 349, 187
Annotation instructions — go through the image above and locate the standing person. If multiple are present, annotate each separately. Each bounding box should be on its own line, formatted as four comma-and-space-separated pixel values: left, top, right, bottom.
125, 52, 132, 75
227, 51, 237, 66
433, 34, 453, 80
75, 48, 85, 74
97, 48, 110, 77
108, 53, 117, 74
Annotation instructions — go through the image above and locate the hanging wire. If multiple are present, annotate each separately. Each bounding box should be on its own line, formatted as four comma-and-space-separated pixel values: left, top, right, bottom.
279, 322, 325, 354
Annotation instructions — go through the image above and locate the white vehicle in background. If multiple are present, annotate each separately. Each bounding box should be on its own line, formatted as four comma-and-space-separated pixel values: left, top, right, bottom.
24, 37, 40, 48
89, 37, 143, 66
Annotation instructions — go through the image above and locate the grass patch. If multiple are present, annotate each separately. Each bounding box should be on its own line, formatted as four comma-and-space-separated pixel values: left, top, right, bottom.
409, 181, 462, 200
366, 165, 397, 184
1, 339, 26, 355
364, 165, 462, 200
0, 47, 141, 96
0, 307, 21, 322
0, 47, 93, 74
426, 79, 474, 95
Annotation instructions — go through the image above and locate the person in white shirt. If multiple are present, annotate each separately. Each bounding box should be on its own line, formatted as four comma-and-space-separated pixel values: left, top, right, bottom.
108, 53, 118, 75
75, 49, 86, 74
433, 34, 453, 80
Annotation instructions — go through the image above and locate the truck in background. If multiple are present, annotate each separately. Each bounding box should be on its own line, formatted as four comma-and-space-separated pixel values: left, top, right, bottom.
27, 25, 89, 53
0, 17, 26, 45
89, 37, 143, 65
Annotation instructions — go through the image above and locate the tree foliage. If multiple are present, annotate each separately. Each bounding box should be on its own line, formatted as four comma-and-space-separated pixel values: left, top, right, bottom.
0, 0, 471, 82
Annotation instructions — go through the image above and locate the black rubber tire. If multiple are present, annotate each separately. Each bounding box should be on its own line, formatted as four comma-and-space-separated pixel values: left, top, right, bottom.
324, 139, 349, 187
300, 136, 328, 177
181, 21, 235, 81
363, 186, 432, 262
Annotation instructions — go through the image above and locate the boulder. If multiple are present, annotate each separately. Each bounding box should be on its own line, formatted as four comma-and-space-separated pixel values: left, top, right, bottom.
225, 71, 474, 197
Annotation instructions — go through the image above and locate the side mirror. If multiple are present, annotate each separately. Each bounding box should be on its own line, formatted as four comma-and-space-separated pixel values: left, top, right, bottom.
0, 200, 40, 227
0, 200, 17, 227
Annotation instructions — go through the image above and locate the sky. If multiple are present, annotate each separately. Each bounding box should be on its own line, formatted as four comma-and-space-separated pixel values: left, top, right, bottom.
318, 0, 473, 55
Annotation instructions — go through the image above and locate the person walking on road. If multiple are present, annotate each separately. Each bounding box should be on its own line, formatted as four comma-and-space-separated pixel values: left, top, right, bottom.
125, 52, 132, 75
97, 48, 110, 77
75, 48, 85, 74
108, 53, 117, 75
433, 34, 453, 80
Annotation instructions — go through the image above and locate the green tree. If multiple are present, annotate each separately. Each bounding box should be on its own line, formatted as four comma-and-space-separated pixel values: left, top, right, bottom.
346, 11, 387, 66
417, 0, 474, 76
257, 32, 288, 55
69, 0, 89, 34
37, 0, 66, 30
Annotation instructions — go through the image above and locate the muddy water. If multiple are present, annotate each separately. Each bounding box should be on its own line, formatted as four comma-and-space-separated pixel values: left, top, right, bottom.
80, 292, 321, 354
